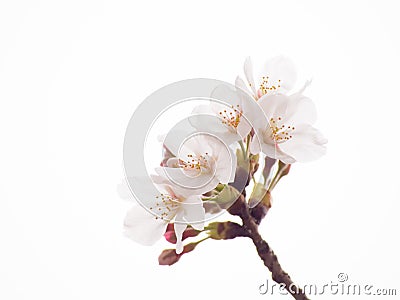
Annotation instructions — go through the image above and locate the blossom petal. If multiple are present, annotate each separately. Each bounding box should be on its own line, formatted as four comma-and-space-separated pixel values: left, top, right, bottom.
249, 131, 262, 154
209, 140, 237, 184
244, 57, 257, 95
258, 93, 291, 119
188, 114, 241, 141
236, 118, 252, 138
279, 124, 327, 162
210, 85, 242, 111
124, 205, 168, 246
166, 157, 180, 168
180, 134, 237, 184
275, 146, 296, 164
286, 94, 317, 125
163, 127, 197, 157
259, 56, 297, 92
117, 180, 132, 200
155, 167, 219, 196
260, 142, 278, 160
235, 76, 252, 97
182, 195, 205, 231
258, 92, 316, 126
256, 135, 295, 164
174, 210, 187, 254
227, 147, 238, 183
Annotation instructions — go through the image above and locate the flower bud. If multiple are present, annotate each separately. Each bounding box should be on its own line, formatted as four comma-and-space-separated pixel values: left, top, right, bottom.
211, 185, 240, 209
248, 182, 267, 208
158, 243, 198, 266
278, 160, 291, 177
164, 224, 201, 244
262, 156, 277, 184
206, 221, 248, 240
268, 161, 291, 191
250, 153, 260, 175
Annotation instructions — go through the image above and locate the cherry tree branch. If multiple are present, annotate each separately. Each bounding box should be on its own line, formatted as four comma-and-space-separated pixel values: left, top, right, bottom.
228, 195, 310, 300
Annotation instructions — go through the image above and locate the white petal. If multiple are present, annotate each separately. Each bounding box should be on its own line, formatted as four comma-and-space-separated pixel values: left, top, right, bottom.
286, 94, 317, 125
210, 85, 242, 110
235, 76, 252, 97
166, 157, 180, 168
188, 114, 232, 134
249, 131, 262, 154
181, 133, 236, 183
163, 127, 196, 157
154, 167, 218, 196
260, 56, 297, 92
291, 79, 312, 96
174, 210, 187, 254
218, 131, 243, 145
275, 145, 296, 164
209, 140, 237, 184
192, 104, 214, 115
236, 118, 252, 138
124, 205, 168, 246
261, 141, 278, 160
244, 57, 257, 95
279, 124, 327, 162
227, 147, 237, 183
182, 195, 205, 230
117, 180, 132, 200
258, 136, 296, 164
178, 134, 214, 156
258, 93, 291, 119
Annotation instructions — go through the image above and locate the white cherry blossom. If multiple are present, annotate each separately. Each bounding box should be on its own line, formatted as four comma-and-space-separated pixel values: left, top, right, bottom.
250, 92, 327, 163
124, 178, 205, 254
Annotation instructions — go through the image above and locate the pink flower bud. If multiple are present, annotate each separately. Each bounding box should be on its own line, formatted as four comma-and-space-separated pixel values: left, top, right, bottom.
158, 243, 197, 266
163, 223, 201, 244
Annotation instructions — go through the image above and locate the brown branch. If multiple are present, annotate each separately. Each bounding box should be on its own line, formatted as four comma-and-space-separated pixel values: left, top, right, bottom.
228, 195, 310, 300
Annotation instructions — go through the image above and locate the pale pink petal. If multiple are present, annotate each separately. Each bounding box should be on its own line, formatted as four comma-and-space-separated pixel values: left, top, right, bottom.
236, 118, 252, 138
244, 57, 257, 95
182, 195, 205, 231
258, 93, 291, 119
249, 132, 262, 154
124, 205, 168, 246
235, 76, 252, 97
117, 180, 132, 200
260, 142, 278, 160
166, 157, 180, 168
259, 56, 297, 92
174, 210, 187, 254
275, 146, 296, 164
286, 94, 317, 125
208, 140, 237, 184
155, 167, 218, 196
188, 114, 228, 134
279, 124, 327, 162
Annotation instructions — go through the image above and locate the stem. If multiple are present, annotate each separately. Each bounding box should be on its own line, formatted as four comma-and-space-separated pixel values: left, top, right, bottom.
267, 162, 290, 192
245, 134, 251, 157
196, 236, 211, 244
229, 196, 309, 300
238, 140, 246, 159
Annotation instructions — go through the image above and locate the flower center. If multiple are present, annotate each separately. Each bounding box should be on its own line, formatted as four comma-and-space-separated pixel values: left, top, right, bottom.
151, 193, 180, 220
258, 76, 281, 96
218, 105, 242, 130
179, 153, 210, 171
269, 116, 295, 143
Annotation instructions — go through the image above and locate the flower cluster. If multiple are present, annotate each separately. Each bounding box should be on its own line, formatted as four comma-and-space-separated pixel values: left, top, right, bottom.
123, 56, 327, 264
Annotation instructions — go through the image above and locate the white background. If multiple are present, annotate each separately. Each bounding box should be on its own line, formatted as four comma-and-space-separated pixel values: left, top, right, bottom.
1, 1, 399, 299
